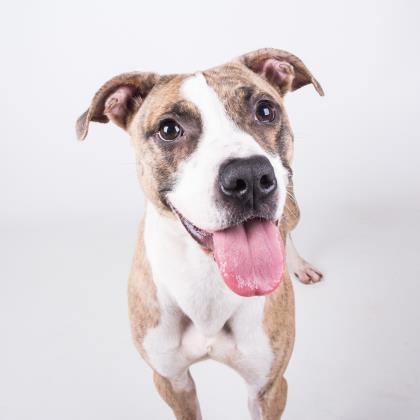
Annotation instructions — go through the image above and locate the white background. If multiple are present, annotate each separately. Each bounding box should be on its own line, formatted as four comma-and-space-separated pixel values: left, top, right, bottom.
1, 1, 420, 419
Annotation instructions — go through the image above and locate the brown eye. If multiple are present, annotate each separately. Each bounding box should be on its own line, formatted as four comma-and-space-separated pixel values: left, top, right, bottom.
158, 119, 182, 141
255, 100, 276, 122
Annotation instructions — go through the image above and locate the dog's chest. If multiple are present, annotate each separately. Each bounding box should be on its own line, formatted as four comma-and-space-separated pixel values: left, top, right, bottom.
144, 205, 242, 335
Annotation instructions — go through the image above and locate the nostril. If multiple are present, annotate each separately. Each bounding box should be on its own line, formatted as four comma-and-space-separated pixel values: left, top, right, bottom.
234, 179, 247, 194
259, 174, 276, 192
221, 178, 248, 196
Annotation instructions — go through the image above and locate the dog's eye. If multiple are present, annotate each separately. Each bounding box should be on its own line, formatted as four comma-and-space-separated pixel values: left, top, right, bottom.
255, 101, 276, 123
158, 119, 183, 141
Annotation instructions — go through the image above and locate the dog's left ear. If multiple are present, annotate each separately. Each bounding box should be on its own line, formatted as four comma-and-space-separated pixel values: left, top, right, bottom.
76, 72, 159, 141
238, 48, 324, 97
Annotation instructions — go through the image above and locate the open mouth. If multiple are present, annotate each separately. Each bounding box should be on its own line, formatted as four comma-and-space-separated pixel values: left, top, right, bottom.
168, 202, 285, 297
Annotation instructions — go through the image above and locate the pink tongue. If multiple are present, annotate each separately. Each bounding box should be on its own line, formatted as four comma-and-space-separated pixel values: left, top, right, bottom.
213, 219, 284, 297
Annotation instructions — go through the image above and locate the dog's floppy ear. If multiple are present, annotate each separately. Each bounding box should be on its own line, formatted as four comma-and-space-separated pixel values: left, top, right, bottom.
76, 72, 159, 141
238, 48, 324, 97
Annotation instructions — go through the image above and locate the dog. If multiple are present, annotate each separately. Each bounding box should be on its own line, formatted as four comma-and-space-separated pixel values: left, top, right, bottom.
76, 48, 323, 419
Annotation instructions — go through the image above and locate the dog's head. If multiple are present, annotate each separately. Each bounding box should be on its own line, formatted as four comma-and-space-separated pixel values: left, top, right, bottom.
77, 48, 323, 296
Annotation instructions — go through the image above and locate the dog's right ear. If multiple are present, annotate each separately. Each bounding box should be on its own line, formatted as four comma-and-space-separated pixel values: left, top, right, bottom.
76, 72, 159, 141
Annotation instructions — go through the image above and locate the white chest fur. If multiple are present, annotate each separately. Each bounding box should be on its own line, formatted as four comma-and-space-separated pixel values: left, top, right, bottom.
143, 204, 273, 390
144, 203, 242, 336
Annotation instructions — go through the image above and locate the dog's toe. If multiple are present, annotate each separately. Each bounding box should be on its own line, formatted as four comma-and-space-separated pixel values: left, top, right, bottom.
307, 267, 323, 283
295, 271, 310, 284
294, 262, 323, 285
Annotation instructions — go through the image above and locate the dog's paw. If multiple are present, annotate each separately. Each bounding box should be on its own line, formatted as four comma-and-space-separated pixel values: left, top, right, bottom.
293, 261, 323, 284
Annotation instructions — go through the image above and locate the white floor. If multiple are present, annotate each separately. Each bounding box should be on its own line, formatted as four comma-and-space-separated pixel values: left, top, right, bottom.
1, 197, 419, 420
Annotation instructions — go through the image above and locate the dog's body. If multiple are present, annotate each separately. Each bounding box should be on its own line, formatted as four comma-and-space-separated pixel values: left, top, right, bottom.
77, 49, 323, 419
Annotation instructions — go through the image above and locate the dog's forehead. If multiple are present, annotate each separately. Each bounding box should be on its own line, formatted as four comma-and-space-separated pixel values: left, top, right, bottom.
180, 72, 229, 127
140, 74, 190, 121
179, 64, 280, 113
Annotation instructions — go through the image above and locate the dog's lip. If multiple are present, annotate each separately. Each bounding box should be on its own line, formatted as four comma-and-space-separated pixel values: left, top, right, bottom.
167, 200, 279, 251
167, 202, 214, 250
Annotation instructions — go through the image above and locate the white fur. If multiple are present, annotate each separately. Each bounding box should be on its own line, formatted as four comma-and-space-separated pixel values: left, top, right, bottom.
143, 203, 273, 393
167, 73, 289, 231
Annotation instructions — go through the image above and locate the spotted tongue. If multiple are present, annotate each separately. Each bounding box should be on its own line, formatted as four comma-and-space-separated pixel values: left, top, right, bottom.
213, 219, 284, 297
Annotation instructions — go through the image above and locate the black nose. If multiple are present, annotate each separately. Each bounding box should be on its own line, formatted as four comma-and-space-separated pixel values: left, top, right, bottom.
219, 155, 277, 207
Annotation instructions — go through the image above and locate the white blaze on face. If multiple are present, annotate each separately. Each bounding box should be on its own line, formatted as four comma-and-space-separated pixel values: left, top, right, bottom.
167, 73, 289, 231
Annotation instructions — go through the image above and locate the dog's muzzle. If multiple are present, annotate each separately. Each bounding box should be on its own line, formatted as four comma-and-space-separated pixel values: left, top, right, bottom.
167, 155, 285, 297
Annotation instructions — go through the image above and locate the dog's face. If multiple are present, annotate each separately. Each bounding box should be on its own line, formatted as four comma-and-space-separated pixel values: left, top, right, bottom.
77, 49, 323, 296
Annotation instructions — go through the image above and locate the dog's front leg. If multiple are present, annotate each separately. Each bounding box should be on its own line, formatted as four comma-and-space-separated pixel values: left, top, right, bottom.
153, 369, 202, 420
248, 375, 288, 420
141, 302, 202, 420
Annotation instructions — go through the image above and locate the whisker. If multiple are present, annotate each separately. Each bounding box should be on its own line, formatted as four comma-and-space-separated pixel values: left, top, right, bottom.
286, 191, 297, 204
